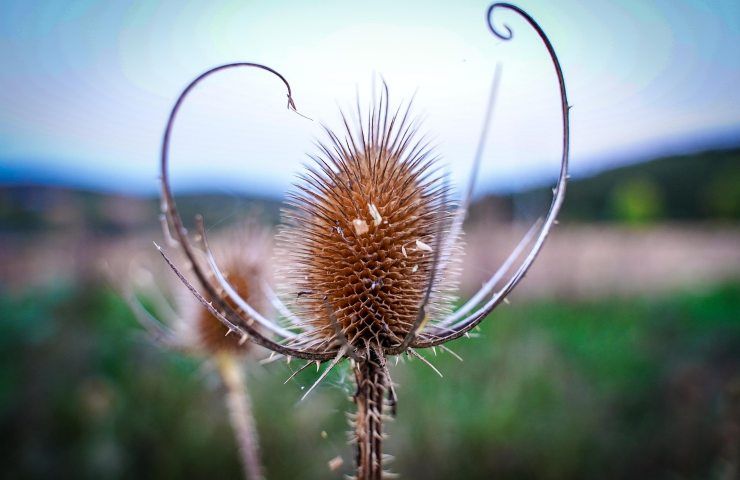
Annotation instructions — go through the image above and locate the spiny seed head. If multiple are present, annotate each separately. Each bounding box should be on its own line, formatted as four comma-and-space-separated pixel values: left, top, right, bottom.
277, 89, 460, 350
183, 223, 272, 354
193, 260, 260, 353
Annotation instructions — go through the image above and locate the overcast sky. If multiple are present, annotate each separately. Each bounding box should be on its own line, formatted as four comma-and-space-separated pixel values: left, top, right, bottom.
1, 0, 739, 196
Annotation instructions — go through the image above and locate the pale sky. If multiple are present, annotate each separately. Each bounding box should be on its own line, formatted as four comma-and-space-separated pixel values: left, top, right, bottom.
1, 0, 739, 196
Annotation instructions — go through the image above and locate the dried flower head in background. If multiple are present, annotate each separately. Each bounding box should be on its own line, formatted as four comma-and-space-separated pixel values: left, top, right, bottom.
155, 4, 570, 479
181, 222, 272, 355
126, 221, 272, 480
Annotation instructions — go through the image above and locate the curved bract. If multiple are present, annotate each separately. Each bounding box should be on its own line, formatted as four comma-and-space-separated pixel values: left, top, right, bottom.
410, 2, 570, 348
158, 62, 336, 361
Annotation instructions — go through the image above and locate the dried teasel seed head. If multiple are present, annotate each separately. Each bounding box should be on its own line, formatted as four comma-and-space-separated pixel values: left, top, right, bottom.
277, 89, 461, 351
193, 262, 260, 353
182, 223, 272, 354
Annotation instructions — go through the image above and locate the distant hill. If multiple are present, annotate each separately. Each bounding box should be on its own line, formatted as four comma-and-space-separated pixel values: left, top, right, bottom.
0, 186, 283, 234
557, 147, 739, 222
470, 147, 740, 224
2, 147, 738, 233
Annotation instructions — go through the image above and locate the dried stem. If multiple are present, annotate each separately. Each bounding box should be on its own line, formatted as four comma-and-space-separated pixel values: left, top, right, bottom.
216, 352, 264, 480
353, 346, 388, 480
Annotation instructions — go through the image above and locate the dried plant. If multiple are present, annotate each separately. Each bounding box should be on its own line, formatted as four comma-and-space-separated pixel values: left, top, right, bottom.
126, 222, 272, 480
155, 3, 569, 479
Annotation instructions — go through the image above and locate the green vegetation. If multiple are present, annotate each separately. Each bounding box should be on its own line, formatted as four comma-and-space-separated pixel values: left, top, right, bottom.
2, 282, 738, 479
532, 147, 740, 222
468, 147, 740, 224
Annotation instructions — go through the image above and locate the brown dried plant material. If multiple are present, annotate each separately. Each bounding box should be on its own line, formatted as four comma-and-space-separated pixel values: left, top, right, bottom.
187, 227, 271, 355
276, 89, 459, 355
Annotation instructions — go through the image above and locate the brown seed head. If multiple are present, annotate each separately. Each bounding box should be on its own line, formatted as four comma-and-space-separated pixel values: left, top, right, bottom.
194, 260, 264, 353
185, 223, 272, 354
277, 91, 459, 350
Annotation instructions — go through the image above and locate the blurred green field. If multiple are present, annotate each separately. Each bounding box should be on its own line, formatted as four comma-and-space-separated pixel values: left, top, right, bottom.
2, 282, 739, 479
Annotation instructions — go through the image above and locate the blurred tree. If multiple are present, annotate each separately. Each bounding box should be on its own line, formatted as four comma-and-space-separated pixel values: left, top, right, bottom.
703, 166, 740, 219
505, 147, 740, 222
609, 177, 664, 224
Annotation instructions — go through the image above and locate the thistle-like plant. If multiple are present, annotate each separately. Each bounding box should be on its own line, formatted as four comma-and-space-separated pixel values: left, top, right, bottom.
155, 4, 569, 478
127, 223, 272, 480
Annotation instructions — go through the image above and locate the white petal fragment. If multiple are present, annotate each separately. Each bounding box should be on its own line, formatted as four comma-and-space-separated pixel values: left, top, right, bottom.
415, 239, 432, 252
368, 203, 382, 226
352, 218, 369, 235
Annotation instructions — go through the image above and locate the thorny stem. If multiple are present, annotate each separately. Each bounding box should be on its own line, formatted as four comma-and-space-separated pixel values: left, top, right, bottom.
353, 347, 388, 480
216, 352, 265, 480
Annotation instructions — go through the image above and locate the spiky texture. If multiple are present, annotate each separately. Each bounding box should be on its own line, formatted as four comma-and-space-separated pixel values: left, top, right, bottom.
194, 258, 265, 352
277, 91, 458, 354
182, 224, 272, 354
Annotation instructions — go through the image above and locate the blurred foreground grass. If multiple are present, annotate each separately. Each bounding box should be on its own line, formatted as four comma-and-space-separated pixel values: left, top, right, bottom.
2, 282, 739, 479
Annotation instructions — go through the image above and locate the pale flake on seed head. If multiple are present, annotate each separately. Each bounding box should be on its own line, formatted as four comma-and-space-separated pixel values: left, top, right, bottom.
412, 265, 418, 273
415, 239, 432, 252
368, 203, 383, 226
352, 218, 369, 236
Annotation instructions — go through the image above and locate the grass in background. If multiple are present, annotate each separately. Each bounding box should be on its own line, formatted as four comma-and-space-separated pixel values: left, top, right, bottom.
1, 282, 738, 479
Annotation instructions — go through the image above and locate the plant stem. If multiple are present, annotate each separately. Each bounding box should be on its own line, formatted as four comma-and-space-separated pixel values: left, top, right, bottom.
353, 350, 387, 480
217, 352, 264, 480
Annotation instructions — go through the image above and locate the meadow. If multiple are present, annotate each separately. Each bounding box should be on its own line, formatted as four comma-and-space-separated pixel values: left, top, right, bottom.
3, 279, 737, 479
